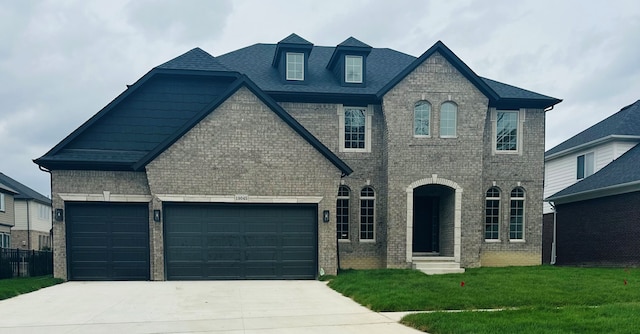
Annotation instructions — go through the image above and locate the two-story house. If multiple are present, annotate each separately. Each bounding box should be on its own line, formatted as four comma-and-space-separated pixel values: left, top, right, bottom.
0, 179, 18, 248
0, 173, 53, 250
544, 100, 640, 266
35, 34, 561, 281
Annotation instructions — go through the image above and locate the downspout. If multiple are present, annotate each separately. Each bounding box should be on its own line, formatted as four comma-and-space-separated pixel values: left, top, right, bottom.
550, 202, 557, 265
26, 201, 31, 250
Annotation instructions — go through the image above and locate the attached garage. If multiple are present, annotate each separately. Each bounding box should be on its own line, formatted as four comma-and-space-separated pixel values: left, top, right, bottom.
65, 202, 150, 281
164, 203, 317, 280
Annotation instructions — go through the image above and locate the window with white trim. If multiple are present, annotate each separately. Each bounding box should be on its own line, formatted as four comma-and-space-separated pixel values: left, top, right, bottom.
485, 187, 500, 240
338, 105, 372, 152
495, 110, 520, 152
345, 55, 363, 83
337, 186, 350, 240
509, 187, 525, 240
0, 193, 4, 212
286, 52, 304, 81
414, 101, 431, 137
577, 152, 595, 180
359, 187, 375, 241
38, 204, 50, 220
440, 102, 457, 137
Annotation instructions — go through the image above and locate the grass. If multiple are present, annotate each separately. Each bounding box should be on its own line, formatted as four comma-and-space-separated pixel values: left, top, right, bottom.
0, 276, 63, 300
327, 266, 640, 333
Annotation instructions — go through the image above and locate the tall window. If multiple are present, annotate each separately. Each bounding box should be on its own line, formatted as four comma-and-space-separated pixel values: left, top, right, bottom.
496, 110, 519, 151
509, 187, 525, 240
360, 186, 375, 240
577, 152, 595, 179
440, 102, 457, 137
337, 186, 350, 240
414, 101, 431, 136
345, 55, 363, 83
344, 107, 367, 149
485, 187, 500, 240
286, 52, 304, 81
0, 193, 4, 212
0, 233, 9, 248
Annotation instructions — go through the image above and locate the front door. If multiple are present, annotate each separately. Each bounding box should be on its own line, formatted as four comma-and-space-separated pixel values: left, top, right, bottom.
413, 196, 439, 253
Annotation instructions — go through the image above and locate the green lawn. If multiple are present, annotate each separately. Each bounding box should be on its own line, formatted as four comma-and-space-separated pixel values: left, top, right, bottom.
327, 266, 640, 333
0, 276, 63, 300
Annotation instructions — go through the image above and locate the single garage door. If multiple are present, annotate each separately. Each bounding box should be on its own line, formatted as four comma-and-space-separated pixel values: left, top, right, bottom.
164, 203, 317, 280
66, 202, 150, 280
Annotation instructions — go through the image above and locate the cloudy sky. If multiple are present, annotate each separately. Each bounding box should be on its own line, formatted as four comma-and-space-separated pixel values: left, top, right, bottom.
1, 0, 639, 196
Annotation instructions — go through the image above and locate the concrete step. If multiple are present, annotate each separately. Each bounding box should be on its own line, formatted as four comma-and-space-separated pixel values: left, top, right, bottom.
412, 257, 465, 275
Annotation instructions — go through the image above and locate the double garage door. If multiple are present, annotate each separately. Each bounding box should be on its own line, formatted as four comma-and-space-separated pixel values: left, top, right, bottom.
164, 203, 317, 280
66, 202, 317, 280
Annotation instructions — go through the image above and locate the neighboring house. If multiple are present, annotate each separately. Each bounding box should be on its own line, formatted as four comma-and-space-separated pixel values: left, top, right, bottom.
35, 34, 561, 281
0, 180, 18, 248
544, 100, 640, 266
0, 173, 52, 251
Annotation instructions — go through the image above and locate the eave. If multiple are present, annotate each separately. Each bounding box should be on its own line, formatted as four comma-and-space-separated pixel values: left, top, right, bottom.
545, 135, 640, 161
545, 179, 640, 205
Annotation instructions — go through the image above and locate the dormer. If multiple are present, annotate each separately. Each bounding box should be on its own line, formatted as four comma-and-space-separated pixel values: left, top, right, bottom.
272, 33, 313, 84
327, 37, 372, 87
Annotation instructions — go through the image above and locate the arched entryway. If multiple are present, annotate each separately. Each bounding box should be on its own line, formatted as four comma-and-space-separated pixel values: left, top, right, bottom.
406, 175, 462, 263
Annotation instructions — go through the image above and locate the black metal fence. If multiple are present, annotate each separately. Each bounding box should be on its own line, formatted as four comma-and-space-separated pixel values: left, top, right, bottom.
0, 249, 53, 279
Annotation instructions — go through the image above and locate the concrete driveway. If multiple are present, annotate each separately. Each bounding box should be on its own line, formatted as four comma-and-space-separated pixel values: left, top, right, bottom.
0, 281, 422, 333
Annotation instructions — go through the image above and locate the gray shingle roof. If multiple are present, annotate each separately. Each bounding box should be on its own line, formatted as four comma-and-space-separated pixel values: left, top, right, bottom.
546, 143, 640, 202
0, 173, 50, 204
546, 100, 640, 157
278, 33, 313, 45
338, 37, 371, 48
157, 47, 230, 71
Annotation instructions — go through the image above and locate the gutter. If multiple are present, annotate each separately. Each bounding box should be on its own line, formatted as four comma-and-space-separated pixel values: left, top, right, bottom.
549, 202, 557, 265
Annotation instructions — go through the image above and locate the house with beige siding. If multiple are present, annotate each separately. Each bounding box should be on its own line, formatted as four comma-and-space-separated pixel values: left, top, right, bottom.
0, 180, 18, 248
35, 34, 561, 281
0, 173, 52, 250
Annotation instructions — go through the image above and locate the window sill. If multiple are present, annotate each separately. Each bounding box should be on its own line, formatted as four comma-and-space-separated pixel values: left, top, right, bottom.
484, 239, 501, 243
440, 135, 458, 139
359, 239, 375, 243
495, 150, 521, 155
338, 239, 351, 243
342, 148, 369, 153
413, 135, 431, 138
509, 239, 526, 243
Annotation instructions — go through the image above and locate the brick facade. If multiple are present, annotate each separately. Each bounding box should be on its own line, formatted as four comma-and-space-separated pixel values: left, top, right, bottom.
48, 50, 549, 280
555, 192, 640, 266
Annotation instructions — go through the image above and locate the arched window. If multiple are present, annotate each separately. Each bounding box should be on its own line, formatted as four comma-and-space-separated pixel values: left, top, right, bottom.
414, 101, 431, 136
360, 186, 375, 240
485, 187, 501, 240
509, 187, 525, 240
440, 102, 457, 137
337, 186, 350, 240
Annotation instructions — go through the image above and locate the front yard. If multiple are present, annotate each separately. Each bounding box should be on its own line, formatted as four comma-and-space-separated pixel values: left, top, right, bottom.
0, 276, 63, 300
327, 266, 640, 333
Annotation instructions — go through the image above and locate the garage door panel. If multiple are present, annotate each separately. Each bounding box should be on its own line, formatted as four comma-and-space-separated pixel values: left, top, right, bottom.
164, 203, 317, 280
66, 203, 150, 281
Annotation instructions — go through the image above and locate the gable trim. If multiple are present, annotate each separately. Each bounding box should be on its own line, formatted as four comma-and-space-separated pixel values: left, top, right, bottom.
377, 41, 500, 101
133, 75, 353, 176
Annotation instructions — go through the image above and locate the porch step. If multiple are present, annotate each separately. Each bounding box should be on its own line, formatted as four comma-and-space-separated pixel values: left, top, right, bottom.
412, 257, 465, 275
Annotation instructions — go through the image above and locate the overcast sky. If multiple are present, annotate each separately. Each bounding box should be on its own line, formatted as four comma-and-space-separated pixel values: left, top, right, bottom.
1, 0, 639, 196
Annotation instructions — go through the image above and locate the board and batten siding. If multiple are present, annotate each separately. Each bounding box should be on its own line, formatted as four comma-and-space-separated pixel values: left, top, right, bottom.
544, 140, 640, 213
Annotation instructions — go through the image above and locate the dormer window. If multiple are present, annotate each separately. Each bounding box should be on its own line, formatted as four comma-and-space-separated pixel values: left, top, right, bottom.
286, 52, 304, 81
345, 55, 363, 83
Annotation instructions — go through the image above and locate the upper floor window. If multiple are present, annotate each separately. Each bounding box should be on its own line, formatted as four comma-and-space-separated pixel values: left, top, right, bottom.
0, 193, 5, 212
345, 55, 363, 83
485, 187, 500, 240
0, 233, 9, 248
38, 204, 49, 220
360, 186, 375, 241
337, 186, 350, 240
440, 102, 457, 137
339, 105, 372, 152
577, 152, 595, 180
286, 52, 304, 81
509, 187, 525, 240
495, 110, 520, 152
414, 101, 431, 137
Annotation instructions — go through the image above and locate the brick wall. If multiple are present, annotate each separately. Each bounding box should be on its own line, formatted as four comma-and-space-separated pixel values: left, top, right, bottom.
555, 191, 640, 266
146, 87, 344, 276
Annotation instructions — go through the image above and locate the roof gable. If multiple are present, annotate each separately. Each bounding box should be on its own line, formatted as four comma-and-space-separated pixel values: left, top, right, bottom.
546, 143, 640, 203
0, 173, 50, 204
546, 100, 640, 158
157, 47, 230, 72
